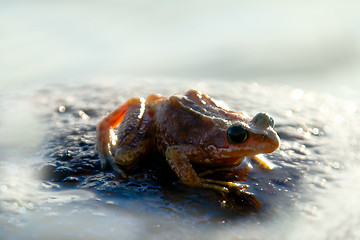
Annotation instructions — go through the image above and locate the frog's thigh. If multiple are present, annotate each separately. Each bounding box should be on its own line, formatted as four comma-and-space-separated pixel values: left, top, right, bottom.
114, 140, 151, 166
114, 98, 151, 166
97, 100, 128, 173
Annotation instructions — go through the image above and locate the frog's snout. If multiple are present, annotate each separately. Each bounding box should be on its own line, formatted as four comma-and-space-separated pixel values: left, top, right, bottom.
251, 112, 275, 129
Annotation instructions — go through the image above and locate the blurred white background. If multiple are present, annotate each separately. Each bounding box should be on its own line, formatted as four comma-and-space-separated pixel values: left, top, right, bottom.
1, 0, 359, 98
1, 2, 360, 239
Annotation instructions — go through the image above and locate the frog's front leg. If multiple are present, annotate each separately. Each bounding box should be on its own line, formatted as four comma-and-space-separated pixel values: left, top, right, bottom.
165, 146, 238, 193
96, 97, 152, 177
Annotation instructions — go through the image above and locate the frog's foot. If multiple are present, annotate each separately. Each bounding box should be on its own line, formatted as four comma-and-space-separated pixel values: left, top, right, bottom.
108, 162, 128, 178
199, 178, 261, 212
221, 187, 262, 213
250, 154, 276, 170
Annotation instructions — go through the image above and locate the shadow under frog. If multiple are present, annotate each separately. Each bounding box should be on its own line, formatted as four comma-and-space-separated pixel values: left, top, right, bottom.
96, 89, 280, 213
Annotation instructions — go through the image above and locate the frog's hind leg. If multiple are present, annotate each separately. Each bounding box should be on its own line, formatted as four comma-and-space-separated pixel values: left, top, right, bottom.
97, 101, 129, 177
97, 97, 152, 177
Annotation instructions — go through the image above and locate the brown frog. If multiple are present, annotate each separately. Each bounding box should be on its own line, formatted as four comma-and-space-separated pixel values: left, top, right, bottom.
96, 89, 280, 193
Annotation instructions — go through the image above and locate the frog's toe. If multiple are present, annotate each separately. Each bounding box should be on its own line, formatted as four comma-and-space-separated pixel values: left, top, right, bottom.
110, 164, 127, 178
199, 182, 230, 193
203, 179, 239, 188
199, 178, 247, 193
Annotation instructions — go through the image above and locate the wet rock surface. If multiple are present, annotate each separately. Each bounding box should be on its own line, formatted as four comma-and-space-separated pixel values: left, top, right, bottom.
33, 81, 342, 218
3, 80, 358, 239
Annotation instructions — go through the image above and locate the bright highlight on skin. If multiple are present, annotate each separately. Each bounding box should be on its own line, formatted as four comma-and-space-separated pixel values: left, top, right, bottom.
137, 98, 146, 119
109, 128, 118, 146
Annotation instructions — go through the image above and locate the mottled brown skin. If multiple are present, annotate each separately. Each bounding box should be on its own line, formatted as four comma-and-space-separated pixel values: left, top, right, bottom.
97, 89, 280, 193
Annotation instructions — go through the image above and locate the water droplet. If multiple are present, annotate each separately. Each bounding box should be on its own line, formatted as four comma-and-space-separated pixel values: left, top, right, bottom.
312, 128, 320, 135
313, 177, 327, 188
58, 105, 66, 113
79, 110, 90, 120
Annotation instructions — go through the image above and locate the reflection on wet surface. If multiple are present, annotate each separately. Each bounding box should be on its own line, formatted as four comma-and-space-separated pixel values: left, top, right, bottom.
1, 80, 359, 239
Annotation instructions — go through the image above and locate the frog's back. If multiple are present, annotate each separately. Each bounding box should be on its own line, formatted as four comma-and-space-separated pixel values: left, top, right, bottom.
151, 90, 241, 152
171, 89, 238, 119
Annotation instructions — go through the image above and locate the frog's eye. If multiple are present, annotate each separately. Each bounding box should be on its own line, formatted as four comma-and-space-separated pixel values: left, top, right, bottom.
227, 125, 248, 144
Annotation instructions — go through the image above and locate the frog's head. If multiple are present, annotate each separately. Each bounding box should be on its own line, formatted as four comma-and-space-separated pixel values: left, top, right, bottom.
227, 112, 280, 154
203, 112, 280, 165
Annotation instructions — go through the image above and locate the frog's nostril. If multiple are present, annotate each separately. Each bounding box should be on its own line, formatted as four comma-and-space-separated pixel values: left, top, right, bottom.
269, 116, 275, 128
252, 113, 275, 128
